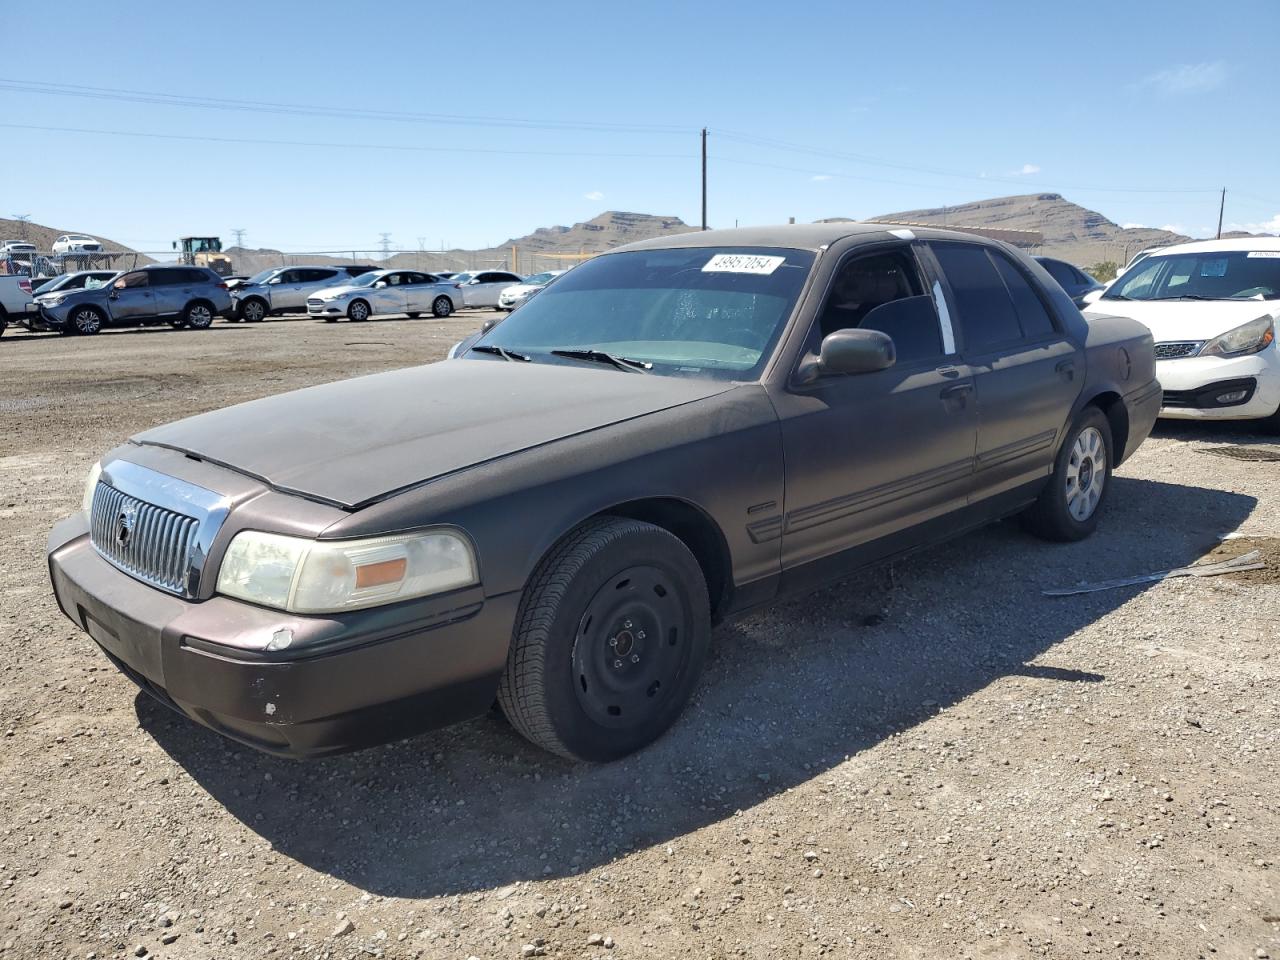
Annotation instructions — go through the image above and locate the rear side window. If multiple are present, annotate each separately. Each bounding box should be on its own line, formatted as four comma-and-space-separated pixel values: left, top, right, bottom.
992, 253, 1056, 338
1040, 259, 1077, 287
931, 242, 1022, 351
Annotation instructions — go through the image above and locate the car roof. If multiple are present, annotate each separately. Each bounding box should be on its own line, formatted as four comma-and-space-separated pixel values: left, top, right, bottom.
611, 221, 1015, 254
1147, 236, 1280, 256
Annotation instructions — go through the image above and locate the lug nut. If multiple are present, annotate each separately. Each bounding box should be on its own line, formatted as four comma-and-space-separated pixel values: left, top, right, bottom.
623, 619, 632, 628
630, 654, 640, 663
608, 637, 617, 647
637, 630, 646, 640
613, 659, 623, 669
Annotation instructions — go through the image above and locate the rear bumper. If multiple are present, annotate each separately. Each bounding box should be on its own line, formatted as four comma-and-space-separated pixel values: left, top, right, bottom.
48, 514, 516, 758
1156, 348, 1280, 420
1121, 378, 1163, 463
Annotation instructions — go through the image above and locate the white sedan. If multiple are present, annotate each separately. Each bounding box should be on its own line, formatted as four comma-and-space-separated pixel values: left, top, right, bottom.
497, 270, 566, 311
306, 269, 460, 321
52, 234, 104, 255
1084, 237, 1280, 430
451, 269, 524, 308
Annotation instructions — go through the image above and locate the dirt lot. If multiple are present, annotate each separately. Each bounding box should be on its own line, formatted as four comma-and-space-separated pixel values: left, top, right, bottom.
1, 316, 1277, 960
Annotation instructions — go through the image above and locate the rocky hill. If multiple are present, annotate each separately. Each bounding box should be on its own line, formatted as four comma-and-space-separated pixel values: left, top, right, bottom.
0, 217, 152, 269
869, 194, 1190, 267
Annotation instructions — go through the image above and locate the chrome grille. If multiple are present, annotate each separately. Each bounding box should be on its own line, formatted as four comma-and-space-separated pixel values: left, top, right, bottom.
306, 298, 324, 306
89, 483, 201, 596
1154, 341, 1202, 360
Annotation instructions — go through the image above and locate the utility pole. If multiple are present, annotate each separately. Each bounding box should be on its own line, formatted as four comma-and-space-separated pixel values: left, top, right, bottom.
379, 233, 392, 260
231, 228, 247, 248
417, 237, 426, 270
11, 214, 31, 241
1216, 187, 1226, 239
700, 128, 708, 231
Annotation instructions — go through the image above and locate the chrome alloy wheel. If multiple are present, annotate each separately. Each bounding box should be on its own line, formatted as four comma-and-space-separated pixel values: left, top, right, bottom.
1065, 426, 1106, 521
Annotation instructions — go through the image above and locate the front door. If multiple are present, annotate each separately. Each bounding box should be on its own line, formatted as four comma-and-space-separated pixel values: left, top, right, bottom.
772, 244, 979, 579
107, 271, 157, 323
928, 241, 1084, 500
369, 272, 409, 316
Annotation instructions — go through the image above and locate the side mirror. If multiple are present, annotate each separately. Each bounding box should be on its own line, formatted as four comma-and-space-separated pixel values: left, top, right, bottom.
817, 328, 895, 376
374, 280, 388, 289
1081, 289, 1104, 306
267, 277, 282, 285
480, 319, 496, 334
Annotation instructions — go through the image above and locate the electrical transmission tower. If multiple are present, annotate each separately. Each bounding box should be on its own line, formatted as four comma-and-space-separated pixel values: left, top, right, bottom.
11, 214, 32, 241
379, 233, 393, 259
231, 228, 247, 248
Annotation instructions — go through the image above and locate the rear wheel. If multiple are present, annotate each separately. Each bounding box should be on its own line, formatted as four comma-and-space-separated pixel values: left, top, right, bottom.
431, 296, 453, 318
498, 517, 710, 762
69, 306, 104, 335
347, 299, 370, 322
183, 301, 214, 329
1023, 407, 1113, 542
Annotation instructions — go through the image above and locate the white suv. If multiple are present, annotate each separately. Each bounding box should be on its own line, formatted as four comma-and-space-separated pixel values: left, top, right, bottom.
1085, 237, 1280, 430
230, 266, 357, 321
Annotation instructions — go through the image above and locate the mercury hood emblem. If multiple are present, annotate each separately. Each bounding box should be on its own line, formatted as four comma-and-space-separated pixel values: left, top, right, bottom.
116, 505, 137, 546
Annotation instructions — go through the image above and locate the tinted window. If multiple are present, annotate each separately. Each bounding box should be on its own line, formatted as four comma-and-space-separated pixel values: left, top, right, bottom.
1040, 259, 1077, 287
117, 271, 148, 289
932, 243, 1022, 351
992, 253, 1056, 338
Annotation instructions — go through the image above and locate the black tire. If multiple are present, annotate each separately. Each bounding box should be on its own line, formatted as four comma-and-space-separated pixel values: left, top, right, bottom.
68, 305, 104, 336
1023, 406, 1114, 542
183, 301, 215, 330
431, 296, 453, 318
0, 310, 7, 338
238, 297, 267, 323
169, 320, 187, 329
347, 299, 371, 322
498, 517, 710, 762
407, 312, 422, 319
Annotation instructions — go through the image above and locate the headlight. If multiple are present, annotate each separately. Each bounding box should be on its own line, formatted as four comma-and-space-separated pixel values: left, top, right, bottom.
44, 296, 66, 306
216, 529, 478, 613
81, 461, 102, 512
1199, 316, 1275, 358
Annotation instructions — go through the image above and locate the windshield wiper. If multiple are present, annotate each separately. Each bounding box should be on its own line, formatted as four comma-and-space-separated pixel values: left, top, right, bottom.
1102, 293, 1132, 301
550, 348, 652, 372
470, 344, 530, 362
1149, 294, 1230, 301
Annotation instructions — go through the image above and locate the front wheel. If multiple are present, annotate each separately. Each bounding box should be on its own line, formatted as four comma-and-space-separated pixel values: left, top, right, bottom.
238, 298, 267, 323
1023, 407, 1113, 542
431, 296, 453, 318
69, 306, 104, 335
347, 299, 370, 322
498, 517, 710, 762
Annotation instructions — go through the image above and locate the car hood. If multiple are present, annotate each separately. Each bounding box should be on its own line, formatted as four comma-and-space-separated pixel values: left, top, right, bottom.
502, 284, 541, 297
1085, 298, 1280, 342
312, 283, 364, 298
131, 360, 738, 508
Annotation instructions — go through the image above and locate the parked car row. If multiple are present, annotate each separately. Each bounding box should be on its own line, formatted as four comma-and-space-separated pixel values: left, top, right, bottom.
25, 265, 232, 335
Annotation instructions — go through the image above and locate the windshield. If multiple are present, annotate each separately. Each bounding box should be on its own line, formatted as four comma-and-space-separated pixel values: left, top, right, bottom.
451, 272, 475, 283
245, 269, 276, 285
522, 272, 559, 286
349, 271, 384, 287
1105, 251, 1280, 301
469, 246, 815, 380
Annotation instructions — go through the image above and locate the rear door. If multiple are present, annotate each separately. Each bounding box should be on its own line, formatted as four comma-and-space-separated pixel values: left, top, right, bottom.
287, 269, 342, 310
929, 241, 1082, 501
401, 272, 437, 313
467, 271, 521, 307
150, 268, 205, 317
107, 270, 157, 322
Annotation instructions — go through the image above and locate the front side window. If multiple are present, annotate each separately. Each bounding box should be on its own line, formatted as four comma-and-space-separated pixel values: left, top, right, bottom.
470, 246, 815, 381
1105, 251, 1280, 301
816, 249, 943, 365
116, 271, 148, 289
931, 242, 1024, 352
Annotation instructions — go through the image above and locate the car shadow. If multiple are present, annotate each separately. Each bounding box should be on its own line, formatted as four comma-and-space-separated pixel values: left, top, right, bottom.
138, 476, 1254, 899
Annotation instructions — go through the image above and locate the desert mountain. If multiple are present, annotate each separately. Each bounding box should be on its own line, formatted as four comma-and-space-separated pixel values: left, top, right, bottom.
0, 217, 152, 267
869, 193, 1190, 266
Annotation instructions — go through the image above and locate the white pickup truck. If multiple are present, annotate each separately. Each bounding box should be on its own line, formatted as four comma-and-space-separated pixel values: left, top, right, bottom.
0, 275, 35, 337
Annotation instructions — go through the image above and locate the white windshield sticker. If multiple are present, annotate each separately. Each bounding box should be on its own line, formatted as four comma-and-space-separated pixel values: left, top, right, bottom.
1200, 258, 1228, 277
701, 254, 785, 275
1246, 251, 1280, 258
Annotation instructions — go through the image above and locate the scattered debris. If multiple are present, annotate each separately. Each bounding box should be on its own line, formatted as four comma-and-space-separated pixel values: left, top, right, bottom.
1044, 550, 1264, 596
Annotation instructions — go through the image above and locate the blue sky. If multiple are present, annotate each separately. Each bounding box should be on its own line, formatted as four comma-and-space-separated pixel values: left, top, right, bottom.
2, 0, 1276, 255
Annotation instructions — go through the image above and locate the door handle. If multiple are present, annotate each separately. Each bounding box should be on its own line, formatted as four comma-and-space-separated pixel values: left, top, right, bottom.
1055, 359, 1076, 380
940, 382, 974, 400
936, 364, 962, 379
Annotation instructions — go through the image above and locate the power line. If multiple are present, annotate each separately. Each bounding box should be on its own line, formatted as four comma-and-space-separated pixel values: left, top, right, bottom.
0, 79, 691, 135
10, 213, 31, 240
231, 228, 247, 248
0, 122, 694, 161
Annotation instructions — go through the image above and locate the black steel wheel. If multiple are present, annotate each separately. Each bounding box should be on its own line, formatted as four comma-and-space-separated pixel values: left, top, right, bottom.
498, 517, 710, 761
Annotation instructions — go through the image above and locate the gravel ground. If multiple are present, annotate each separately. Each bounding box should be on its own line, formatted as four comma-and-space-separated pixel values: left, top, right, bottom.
0, 316, 1277, 960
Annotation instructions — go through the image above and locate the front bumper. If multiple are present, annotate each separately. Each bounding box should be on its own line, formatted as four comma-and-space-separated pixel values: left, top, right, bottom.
48, 513, 517, 758
307, 301, 345, 316
1155, 347, 1280, 420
